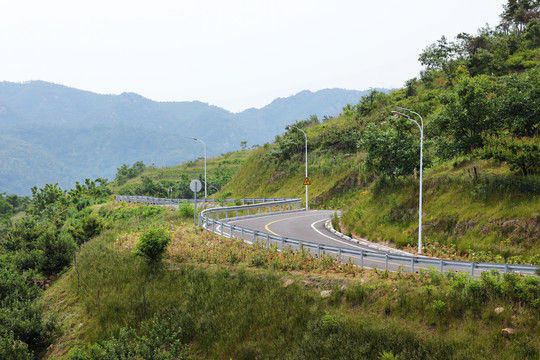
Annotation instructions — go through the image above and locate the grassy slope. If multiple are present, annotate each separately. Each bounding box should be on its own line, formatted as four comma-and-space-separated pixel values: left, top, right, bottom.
222, 132, 539, 264
41, 203, 540, 359
108, 150, 250, 194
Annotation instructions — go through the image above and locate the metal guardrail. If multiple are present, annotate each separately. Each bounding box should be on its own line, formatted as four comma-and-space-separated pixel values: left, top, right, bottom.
117, 196, 539, 276
116, 195, 291, 206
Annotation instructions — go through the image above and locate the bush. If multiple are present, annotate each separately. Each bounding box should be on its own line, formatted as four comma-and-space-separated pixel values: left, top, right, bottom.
135, 228, 171, 263
345, 282, 373, 306
0, 332, 32, 360
37, 229, 77, 276
69, 314, 190, 360
178, 204, 194, 219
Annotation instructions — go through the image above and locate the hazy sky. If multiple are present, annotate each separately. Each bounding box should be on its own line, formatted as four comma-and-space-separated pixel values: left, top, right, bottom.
2, 0, 507, 112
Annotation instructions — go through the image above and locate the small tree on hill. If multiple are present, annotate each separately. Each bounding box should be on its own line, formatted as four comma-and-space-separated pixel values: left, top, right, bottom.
134, 228, 171, 265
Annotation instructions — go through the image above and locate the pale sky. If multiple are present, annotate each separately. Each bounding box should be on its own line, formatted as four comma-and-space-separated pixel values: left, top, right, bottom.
1, 0, 506, 113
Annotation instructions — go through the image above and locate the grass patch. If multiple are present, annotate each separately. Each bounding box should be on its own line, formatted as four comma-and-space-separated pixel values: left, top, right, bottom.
41, 203, 539, 360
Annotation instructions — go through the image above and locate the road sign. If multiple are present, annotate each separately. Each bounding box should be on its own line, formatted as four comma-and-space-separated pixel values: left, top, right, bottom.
190, 179, 202, 193
303, 177, 311, 186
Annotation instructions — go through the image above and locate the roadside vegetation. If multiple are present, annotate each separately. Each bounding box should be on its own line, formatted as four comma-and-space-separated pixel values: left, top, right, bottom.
222, 1, 540, 264
109, 150, 249, 199
44, 203, 539, 359
1, 1, 539, 359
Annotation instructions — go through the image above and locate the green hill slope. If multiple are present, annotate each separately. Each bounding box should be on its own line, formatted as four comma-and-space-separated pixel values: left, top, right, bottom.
222, 11, 540, 264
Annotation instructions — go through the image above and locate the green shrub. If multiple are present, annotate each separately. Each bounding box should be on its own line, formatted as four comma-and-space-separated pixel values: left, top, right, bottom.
134, 228, 171, 263
69, 314, 190, 360
178, 204, 194, 219
432, 299, 446, 316
345, 282, 373, 306
380, 350, 400, 360
0, 332, 32, 360
37, 229, 77, 276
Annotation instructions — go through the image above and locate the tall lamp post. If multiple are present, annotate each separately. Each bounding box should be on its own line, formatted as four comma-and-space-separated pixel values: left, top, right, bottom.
288, 125, 309, 211
391, 107, 424, 254
189, 137, 207, 199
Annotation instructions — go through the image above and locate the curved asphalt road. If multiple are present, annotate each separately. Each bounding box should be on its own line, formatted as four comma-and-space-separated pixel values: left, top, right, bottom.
223, 210, 413, 271
228, 210, 373, 251
221, 210, 526, 276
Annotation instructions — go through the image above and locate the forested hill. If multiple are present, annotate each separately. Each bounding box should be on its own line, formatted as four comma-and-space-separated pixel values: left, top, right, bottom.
0, 83, 381, 195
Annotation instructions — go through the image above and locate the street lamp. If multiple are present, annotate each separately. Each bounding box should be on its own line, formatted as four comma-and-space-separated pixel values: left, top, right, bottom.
288, 125, 309, 211
189, 137, 207, 199
391, 107, 424, 254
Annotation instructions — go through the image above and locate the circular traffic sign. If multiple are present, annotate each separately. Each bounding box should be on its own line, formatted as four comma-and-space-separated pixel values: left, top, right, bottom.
190, 179, 202, 193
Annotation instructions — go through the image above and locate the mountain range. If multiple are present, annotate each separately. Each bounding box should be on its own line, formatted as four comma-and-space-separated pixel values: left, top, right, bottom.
0, 81, 387, 195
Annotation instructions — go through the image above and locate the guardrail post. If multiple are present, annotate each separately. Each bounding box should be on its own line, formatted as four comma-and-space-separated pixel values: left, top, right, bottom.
411, 257, 415, 273
241, 227, 244, 240
259, 207, 261, 214
253, 231, 257, 243
236, 210, 239, 217
212, 219, 215, 233
360, 251, 364, 268
385, 254, 388, 270
317, 244, 321, 257
266, 233, 270, 247
280, 204, 282, 212
281, 237, 285, 248
440, 259, 444, 273
504, 263, 509, 274
230, 225, 235, 239
220, 222, 224, 237
288, 203, 290, 211
338, 248, 342, 260
471, 262, 475, 277
247, 208, 250, 215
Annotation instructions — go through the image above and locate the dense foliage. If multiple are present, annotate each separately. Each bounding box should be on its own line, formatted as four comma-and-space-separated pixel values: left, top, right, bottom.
59, 203, 538, 359
227, 0, 540, 262
0, 192, 30, 228
117, 163, 235, 198
115, 161, 146, 185
0, 179, 111, 358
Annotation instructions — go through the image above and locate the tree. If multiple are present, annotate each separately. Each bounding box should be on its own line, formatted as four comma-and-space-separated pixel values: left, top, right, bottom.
134, 228, 171, 264
432, 75, 500, 156
501, 0, 540, 32
477, 134, 539, 175
496, 70, 540, 137
115, 161, 146, 184
360, 118, 422, 178
418, 36, 461, 79
356, 90, 389, 116
37, 228, 77, 275
28, 183, 69, 219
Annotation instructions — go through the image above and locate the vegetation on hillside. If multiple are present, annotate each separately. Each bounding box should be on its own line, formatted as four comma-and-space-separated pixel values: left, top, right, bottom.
0, 179, 110, 359
1, 2, 539, 359
110, 150, 249, 198
222, 1, 540, 264
43, 203, 539, 359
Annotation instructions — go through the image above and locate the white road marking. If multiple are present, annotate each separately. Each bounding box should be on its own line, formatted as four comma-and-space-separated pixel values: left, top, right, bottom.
310, 219, 370, 250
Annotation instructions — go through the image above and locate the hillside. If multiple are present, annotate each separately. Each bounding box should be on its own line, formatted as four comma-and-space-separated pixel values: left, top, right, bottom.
1, 2, 539, 359
222, 11, 540, 264
0, 83, 378, 195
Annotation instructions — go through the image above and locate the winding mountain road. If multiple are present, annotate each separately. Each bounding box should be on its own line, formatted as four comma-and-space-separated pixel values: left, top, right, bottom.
223, 210, 418, 272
